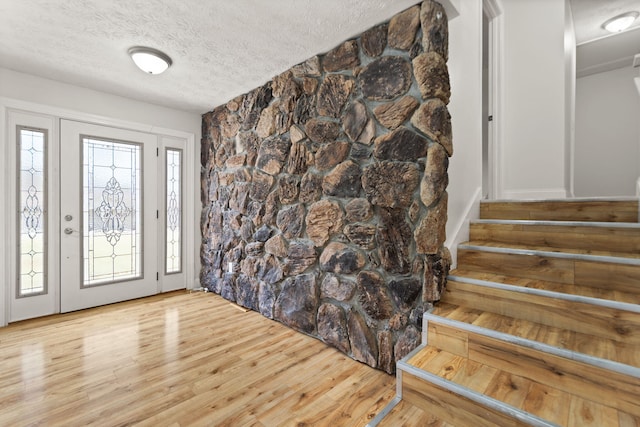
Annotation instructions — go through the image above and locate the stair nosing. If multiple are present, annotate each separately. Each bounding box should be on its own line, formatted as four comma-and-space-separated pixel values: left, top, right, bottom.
458, 244, 640, 266
364, 396, 402, 427
473, 219, 640, 229
480, 196, 640, 203
423, 313, 640, 378
447, 274, 640, 314
398, 356, 561, 427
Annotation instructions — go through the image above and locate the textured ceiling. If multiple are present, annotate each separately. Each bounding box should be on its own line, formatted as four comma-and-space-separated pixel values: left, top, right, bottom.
570, 0, 640, 76
570, 0, 640, 45
0, 0, 420, 114
2, 1, 639, 114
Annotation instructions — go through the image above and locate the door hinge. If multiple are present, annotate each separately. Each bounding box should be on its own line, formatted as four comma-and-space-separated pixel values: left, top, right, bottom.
156, 210, 159, 219
157, 272, 159, 281
156, 147, 159, 156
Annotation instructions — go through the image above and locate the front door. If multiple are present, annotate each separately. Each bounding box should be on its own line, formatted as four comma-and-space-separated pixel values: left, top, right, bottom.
59, 120, 159, 312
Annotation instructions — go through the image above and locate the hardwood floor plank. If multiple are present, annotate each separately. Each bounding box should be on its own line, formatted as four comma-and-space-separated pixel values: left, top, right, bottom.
0, 292, 394, 426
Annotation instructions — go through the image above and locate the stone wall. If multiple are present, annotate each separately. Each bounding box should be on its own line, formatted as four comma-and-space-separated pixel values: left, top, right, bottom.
200, 0, 451, 374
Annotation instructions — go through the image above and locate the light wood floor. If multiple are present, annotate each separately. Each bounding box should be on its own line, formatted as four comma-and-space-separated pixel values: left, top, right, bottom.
0, 291, 395, 427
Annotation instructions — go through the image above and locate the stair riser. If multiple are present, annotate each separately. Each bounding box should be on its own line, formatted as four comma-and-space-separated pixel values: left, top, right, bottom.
457, 249, 640, 292
443, 281, 640, 344
480, 200, 639, 222
402, 372, 533, 427
426, 321, 640, 417
469, 224, 640, 254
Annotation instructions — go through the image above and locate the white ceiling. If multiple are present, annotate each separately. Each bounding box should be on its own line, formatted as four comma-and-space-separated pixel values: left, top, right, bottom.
0, 0, 420, 114
1, 0, 639, 114
570, 0, 640, 76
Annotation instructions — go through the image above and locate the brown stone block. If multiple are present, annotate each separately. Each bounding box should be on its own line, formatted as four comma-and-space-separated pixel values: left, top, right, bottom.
412, 51, 450, 104
319, 242, 365, 274
362, 161, 420, 208
373, 96, 419, 130
415, 192, 448, 254
315, 140, 350, 171
388, 5, 420, 50
358, 56, 412, 101
357, 270, 393, 320
305, 118, 340, 143
420, 142, 449, 207
411, 98, 453, 156
373, 127, 429, 161
322, 160, 363, 198
316, 74, 355, 118
322, 40, 360, 72
318, 303, 351, 354
361, 23, 388, 58
421, 0, 449, 61
306, 199, 344, 247
347, 310, 377, 368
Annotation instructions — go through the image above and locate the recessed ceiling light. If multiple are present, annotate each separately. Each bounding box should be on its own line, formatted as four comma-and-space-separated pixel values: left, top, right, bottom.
602, 11, 639, 33
128, 46, 172, 75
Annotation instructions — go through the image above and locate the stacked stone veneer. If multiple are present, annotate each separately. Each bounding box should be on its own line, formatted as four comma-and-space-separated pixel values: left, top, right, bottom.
200, 0, 452, 374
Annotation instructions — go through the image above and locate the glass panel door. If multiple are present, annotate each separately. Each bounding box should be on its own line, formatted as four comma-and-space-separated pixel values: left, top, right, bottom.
83, 137, 143, 285
9, 111, 57, 323
60, 120, 158, 313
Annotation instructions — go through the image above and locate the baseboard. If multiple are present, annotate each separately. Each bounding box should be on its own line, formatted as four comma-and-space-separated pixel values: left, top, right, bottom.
445, 187, 482, 269
502, 188, 568, 200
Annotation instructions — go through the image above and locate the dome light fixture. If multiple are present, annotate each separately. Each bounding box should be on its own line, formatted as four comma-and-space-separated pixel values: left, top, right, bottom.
602, 11, 639, 33
128, 46, 172, 75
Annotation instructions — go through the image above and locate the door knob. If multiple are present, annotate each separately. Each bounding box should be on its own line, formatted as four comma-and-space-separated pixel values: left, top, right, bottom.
64, 215, 73, 221
64, 228, 74, 235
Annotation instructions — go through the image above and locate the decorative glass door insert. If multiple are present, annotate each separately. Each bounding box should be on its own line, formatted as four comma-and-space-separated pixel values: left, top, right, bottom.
83, 137, 142, 286
18, 127, 47, 297
165, 148, 182, 274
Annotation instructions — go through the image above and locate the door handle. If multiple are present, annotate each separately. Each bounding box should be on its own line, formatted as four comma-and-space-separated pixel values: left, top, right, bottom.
64, 227, 76, 235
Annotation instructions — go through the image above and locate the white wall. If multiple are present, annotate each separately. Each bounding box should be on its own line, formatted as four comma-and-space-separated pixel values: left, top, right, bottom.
0, 68, 200, 133
575, 66, 640, 197
564, 0, 576, 197
445, 0, 483, 265
501, 0, 567, 199
0, 68, 202, 325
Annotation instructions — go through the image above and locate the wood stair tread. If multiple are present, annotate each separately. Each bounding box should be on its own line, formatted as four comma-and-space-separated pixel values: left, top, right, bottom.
480, 199, 639, 223
375, 399, 454, 426
404, 345, 640, 426
431, 302, 640, 368
469, 221, 640, 254
461, 240, 640, 261
450, 268, 640, 305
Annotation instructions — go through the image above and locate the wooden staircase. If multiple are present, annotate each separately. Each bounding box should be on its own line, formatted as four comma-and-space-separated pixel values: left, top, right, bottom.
370, 199, 640, 426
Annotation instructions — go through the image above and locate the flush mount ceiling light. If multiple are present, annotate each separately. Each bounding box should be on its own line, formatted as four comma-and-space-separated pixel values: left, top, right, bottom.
602, 11, 639, 33
128, 46, 172, 75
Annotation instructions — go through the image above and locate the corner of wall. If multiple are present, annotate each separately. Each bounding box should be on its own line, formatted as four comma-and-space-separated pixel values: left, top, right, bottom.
445, 186, 482, 269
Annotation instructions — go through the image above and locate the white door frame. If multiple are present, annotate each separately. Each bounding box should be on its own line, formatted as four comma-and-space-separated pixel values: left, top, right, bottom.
483, 0, 504, 200
1, 98, 197, 326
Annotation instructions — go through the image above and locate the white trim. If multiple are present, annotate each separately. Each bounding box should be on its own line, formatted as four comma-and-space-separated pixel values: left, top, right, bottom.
445, 186, 482, 269
483, 0, 505, 199
0, 97, 192, 139
502, 188, 568, 200
439, 0, 461, 20
0, 105, 6, 326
